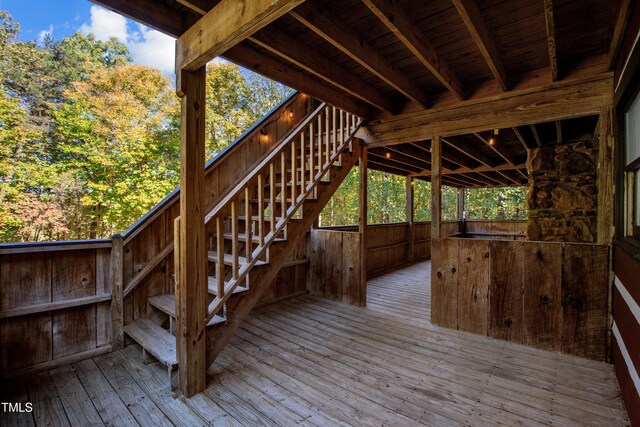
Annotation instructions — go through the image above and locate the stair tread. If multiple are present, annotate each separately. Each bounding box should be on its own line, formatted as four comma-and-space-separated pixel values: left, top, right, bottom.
207, 251, 268, 266
147, 294, 226, 326
222, 232, 285, 243
123, 319, 177, 367
207, 276, 248, 296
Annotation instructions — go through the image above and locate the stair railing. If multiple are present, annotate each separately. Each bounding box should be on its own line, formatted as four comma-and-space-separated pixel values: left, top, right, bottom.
186, 103, 361, 325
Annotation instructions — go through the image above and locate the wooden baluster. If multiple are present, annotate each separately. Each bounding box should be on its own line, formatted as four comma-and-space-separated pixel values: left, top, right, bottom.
300, 132, 305, 198
339, 110, 344, 166
325, 107, 330, 167
244, 187, 252, 263
291, 140, 297, 206
231, 199, 238, 280
317, 114, 322, 178
332, 106, 337, 158
280, 151, 286, 218
269, 162, 276, 235
215, 216, 224, 300
309, 122, 314, 191
258, 174, 264, 247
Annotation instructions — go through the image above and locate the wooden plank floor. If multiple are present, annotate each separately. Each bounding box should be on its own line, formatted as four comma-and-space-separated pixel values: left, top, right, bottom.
0, 261, 630, 426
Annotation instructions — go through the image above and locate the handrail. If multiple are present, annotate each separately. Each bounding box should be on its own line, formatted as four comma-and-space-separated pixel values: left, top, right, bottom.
198, 103, 363, 325
121, 90, 302, 244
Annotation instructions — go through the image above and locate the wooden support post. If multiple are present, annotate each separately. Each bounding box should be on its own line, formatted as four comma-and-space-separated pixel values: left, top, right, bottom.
177, 67, 207, 397
406, 177, 414, 261
431, 136, 442, 240
359, 147, 368, 307
457, 188, 466, 233
597, 106, 615, 245
110, 234, 124, 350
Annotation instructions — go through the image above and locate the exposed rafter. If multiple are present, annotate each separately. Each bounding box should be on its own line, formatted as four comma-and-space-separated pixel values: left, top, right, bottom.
443, 137, 499, 168
223, 43, 370, 117
451, 0, 508, 91
608, 0, 632, 69
176, 0, 304, 73
249, 27, 397, 113
370, 147, 431, 171
530, 124, 542, 147
543, 0, 558, 81
290, 3, 430, 108
368, 153, 423, 174
473, 132, 528, 180
175, 0, 217, 15
90, 0, 190, 37
362, 0, 466, 100
512, 127, 530, 151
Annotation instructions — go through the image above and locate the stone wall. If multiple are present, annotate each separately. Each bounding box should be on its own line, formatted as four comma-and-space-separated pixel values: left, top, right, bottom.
526, 140, 598, 242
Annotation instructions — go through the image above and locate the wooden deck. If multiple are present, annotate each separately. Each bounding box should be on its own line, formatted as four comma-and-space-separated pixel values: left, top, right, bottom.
0, 261, 629, 426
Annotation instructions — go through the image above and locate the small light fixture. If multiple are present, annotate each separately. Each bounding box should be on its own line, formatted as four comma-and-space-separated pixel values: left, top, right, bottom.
260, 129, 268, 143
288, 107, 293, 119
385, 152, 391, 159
489, 137, 495, 146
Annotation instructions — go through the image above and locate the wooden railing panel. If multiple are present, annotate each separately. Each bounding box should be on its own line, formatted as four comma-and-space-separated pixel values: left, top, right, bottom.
489, 241, 524, 343
463, 220, 526, 239
457, 239, 490, 335
0, 247, 112, 378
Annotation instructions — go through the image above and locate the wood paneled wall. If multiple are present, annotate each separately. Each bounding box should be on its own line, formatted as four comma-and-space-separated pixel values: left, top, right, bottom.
309, 230, 363, 306
0, 243, 113, 378
432, 237, 610, 361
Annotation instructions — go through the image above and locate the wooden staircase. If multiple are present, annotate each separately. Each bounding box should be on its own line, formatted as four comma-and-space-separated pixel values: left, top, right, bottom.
123, 103, 362, 385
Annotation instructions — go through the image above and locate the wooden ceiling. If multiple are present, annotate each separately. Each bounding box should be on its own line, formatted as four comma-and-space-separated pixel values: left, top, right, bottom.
91, 0, 622, 187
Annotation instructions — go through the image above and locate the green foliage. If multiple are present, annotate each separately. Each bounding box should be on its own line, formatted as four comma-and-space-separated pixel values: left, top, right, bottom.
465, 187, 527, 220
319, 167, 360, 226
413, 179, 431, 221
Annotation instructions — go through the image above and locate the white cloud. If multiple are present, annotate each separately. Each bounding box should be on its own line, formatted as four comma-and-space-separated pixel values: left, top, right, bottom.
38, 25, 53, 44
79, 6, 175, 75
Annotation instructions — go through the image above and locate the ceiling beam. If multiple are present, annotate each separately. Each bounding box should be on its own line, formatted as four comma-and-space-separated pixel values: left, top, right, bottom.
368, 159, 411, 176
290, 3, 430, 108
450, 163, 527, 175
223, 43, 370, 117
370, 147, 429, 171
512, 126, 530, 151
530, 124, 542, 147
368, 153, 423, 174
362, 0, 466, 100
249, 27, 397, 113
543, 0, 558, 81
360, 74, 613, 147
451, 0, 508, 91
608, 0, 632, 69
175, 0, 217, 15
90, 0, 189, 37
443, 137, 499, 168
473, 131, 528, 180
176, 0, 304, 74
408, 142, 461, 171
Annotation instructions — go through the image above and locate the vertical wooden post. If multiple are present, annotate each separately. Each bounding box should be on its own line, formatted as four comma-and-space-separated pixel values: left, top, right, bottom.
431, 136, 442, 240
359, 146, 368, 307
597, 106, 615, 245
110, 234, 124, 350
457, 188, 466, 233
177, 67, 207, 397
406, 177, 414, 261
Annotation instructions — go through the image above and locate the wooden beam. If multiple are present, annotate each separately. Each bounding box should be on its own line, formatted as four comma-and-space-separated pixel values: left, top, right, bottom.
473, 131, 528, 180
406, 177, 414, 261
512, 127, 530, 151
359, 148, 368, 306
431, 136, 442, 239
597, 106, 614, 244
368, 153, 423, 174
530, 124, 542, 147
443, 137, 499, 168
368, 159, 412, 176
175, 0, 217, 15
176, 0, 304, 73
457, 188, 465, 220
371, 147, 429, 171
110, 235, 124, 350
608, 0, 632, 69
451, 0, 508, 91
223, 43, 369, 117
362, 0, 466, 100
250, 27, 397, 113
556, 120, 563, 143
177, 67, 208, 397
90, 0, 190, 37
290, 3, 430, 108
543, 0, 558, 81
361, 74, 613, 147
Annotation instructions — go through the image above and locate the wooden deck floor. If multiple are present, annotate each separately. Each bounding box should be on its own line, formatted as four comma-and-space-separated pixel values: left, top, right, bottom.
0, 261, 630, 426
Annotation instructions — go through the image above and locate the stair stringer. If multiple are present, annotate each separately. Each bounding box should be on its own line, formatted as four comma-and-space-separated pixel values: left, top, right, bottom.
204, 140, 363, 367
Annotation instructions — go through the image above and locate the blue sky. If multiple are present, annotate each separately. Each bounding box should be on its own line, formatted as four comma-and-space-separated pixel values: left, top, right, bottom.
0, 0, 177, 74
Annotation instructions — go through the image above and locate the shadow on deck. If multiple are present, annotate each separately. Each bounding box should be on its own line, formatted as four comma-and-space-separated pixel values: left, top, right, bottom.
0, 261, 629, 426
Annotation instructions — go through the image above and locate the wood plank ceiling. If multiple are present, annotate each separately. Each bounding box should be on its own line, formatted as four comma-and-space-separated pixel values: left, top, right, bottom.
91, 0, 620, 187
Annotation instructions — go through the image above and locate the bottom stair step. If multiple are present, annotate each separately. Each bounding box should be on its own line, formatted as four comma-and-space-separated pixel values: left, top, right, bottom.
123, 319, 177, 368
147, 294, 226, 327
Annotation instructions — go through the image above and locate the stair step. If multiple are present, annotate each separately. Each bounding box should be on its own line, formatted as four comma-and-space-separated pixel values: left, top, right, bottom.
123, 319, 177, 368
207, 276, 248, 296
207, 251, 268, 266
147, 294, 226, 326
222, 232, 285, 243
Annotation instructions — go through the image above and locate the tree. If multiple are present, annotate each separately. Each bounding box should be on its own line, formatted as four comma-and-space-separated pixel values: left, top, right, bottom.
53, 64, 180, 238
